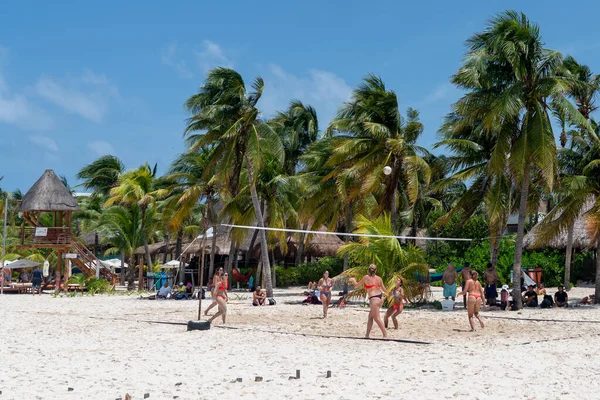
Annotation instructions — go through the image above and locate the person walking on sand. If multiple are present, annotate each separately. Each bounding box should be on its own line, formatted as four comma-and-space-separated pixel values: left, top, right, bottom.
31, 265, 43, 295
208, 275, 228, 324
348, 264, 388, 338
483, 263, 500, 306
457, 271, 485, 332
318, 270, 333, 318
384, 278, 407, 329
205, 267, 224, 316
442, 263, 458, 301
460, 262, 472, 308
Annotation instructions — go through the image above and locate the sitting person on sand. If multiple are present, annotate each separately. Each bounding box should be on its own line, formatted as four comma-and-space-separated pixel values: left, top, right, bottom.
157, 282, 171, 299
522, 285, 538, 307
253, 285, 266, 306
499, 285, 510, 311
536, 283, 547, 296
554, 286, 568, 308
579, 294, 595, 304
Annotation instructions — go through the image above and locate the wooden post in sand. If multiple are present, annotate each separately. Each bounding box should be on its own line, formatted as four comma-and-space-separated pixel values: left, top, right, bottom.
197, 203, 209, 320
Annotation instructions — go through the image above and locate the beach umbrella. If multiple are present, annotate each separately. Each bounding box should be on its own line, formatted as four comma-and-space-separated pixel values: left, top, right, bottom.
5, 259, 40, 269
160, 260, 188, 269
100, 258, 128, 269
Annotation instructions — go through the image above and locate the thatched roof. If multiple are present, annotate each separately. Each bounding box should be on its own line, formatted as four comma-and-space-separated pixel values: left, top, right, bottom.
134, 241, 174, 256
285, 227, 346, 257
17, 170, 80, 212
183, 225, 254, 255
524, 199, 595, 250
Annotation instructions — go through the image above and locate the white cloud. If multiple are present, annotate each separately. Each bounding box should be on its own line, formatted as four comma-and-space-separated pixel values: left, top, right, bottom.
259, 65, 352, 126
161, 43, 194, 79
88, 140, 115, 156
35, 69, 121, 123
29, 135, 59, 152
195, 40, 233, 72
0, 47, 53, 130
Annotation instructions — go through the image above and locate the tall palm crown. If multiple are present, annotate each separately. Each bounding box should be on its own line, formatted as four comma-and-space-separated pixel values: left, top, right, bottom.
183, 67, 283, 297
325, 74, 429, 230
452, 11, 588, 307
271, 100, 319, 175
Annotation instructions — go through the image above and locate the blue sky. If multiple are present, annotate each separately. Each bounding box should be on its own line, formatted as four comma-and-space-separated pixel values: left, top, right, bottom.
2, 0, 600, 192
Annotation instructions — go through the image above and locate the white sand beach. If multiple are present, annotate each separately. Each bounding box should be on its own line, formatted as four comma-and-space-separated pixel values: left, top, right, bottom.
1, 287, 600, 400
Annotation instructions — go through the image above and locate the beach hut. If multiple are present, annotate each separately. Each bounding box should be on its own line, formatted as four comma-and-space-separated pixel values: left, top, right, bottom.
523, 200, 595, 250
16, 170, 115, 287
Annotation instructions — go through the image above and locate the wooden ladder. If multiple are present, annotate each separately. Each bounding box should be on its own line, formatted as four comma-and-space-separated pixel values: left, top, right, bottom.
70, 236, 117, 283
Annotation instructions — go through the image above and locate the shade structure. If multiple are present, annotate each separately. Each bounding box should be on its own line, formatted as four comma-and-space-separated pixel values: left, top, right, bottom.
160, 260, 188, 269
16, 170, 80, 212
5, 259, 41, 269
100, 258, 128, 269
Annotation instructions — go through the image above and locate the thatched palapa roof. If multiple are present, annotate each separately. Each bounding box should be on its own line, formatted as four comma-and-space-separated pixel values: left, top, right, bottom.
524, 199, 595, 250
134, 241, 174, 256
285, 227, 346, 257
17, 170, 80, 212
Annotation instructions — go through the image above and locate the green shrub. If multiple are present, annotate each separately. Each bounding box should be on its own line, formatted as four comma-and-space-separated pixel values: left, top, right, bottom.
274, 257, 344, 287
86, 277, 113, 294
275, 265, 299, 287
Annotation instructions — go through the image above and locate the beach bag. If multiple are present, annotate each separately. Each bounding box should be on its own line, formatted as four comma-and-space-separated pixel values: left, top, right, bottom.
268, 297, 276, 305
540, 295, 553, 308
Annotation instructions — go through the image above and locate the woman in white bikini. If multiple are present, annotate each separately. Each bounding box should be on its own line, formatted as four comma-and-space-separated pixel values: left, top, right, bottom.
318, 270, 333, 318
348, 264, 388, 338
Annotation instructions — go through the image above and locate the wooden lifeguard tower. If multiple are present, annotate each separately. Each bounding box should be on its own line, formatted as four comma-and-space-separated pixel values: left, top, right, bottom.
17, 170, 115, 287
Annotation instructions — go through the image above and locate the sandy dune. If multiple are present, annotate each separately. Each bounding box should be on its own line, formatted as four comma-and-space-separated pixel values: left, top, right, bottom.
1, 287, 599, 399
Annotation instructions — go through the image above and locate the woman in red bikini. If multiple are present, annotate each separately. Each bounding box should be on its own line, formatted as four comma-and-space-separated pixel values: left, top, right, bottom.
348, 264, 388, 338
384, 278, 407, 329
205, 267, 224, 316
457, 270, 485, 331
208, 274, 228, 324
318, 270, 333, 318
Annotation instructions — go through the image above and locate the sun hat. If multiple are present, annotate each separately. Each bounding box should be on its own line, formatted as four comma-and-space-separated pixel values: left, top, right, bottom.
501, 285, 509, 291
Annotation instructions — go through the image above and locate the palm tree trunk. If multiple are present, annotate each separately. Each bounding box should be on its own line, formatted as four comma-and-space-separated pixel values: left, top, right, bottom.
226, 241, 235, 286
128, 254, 136, 290
512, 163, 531, 309
140, 207, 153, 275
245, 155, 273, 297
245, 229, 259, 269
564, 223, 574, 291
163, 233, 170, 264
595, 238, 600, 304
208, 224, 217, 280
343, 206, 353, 292
294, 223, 308, 267
271, 250, 277, 288
137, 257, 144, 291
490, 218, 505, 268
120, 250, 125, 286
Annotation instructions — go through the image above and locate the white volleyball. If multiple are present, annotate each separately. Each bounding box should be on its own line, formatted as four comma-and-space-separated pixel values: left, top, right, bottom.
383, 166, 392, 175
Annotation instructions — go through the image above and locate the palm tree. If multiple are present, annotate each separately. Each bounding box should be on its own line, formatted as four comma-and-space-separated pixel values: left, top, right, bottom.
325, 75, 430, 232
184, 68, 284, 297
105, 163, 160, 290
553, 58, 600, 288
77, 155, 125, 197
338, 214, 429, 303
163, 148, 218, 281
452, 11, 589, 308
271, 100, 319, 175
96, 205, 147, 289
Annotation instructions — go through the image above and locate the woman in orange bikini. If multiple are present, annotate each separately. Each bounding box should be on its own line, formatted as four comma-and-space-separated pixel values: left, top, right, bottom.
348, 264, 388, 338
205, 267, 224, 316
384, 278, 407, 329
457, 270, 485, 331
318, 270, 333, 318
208, 274, 228, 324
